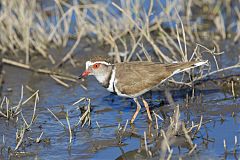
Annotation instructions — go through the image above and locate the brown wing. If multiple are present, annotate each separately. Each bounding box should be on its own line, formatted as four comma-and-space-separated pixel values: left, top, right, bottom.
115, 61, 196, 96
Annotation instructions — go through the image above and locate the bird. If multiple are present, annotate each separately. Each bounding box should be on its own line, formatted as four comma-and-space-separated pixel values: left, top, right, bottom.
79, 56, 207, 123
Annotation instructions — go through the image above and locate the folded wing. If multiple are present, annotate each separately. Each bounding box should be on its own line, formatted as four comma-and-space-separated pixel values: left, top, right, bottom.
114, 61, 199, 97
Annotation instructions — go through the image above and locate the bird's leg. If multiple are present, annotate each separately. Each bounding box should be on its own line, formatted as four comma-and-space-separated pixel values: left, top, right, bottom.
142, 98, 152, 122
130, 98, 141, 124
164, 88, 175, 106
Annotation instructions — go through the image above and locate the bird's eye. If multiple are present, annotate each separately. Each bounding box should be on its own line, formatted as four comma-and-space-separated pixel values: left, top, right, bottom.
92, 63, 100, 69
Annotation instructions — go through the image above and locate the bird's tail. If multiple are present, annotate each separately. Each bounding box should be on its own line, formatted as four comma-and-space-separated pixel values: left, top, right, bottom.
168, 60, 208, 75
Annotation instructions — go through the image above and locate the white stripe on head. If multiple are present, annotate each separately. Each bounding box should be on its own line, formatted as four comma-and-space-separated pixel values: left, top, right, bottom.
86, 61, 112, 69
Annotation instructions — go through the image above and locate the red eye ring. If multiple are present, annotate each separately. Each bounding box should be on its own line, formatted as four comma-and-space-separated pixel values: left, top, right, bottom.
93, 63, 100, 69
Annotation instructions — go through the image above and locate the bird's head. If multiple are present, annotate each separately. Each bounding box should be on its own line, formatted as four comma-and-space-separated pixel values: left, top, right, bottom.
79, 56, 114, 85
80, 61, 112, 77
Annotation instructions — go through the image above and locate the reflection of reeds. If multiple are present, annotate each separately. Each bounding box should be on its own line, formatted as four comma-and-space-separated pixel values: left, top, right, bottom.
223, 136, 239, 159
114, 104, 205, 159
139, 105, 204, 159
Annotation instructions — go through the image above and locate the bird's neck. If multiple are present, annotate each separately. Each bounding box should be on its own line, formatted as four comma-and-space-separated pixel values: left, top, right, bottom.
95, 66, 114, 88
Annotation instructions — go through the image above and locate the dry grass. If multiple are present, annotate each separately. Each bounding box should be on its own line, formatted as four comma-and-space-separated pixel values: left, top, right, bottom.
0, 86, 40, 157
0, 0, 51, 64
0, 0, 239, 63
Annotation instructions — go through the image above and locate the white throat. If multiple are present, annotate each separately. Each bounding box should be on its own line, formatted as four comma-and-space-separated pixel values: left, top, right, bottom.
95, 74, 108, 84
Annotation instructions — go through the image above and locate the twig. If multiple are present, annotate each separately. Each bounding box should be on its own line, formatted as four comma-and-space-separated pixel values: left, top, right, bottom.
96, 121, 100, 129
188, 144, 197, 155
144, 131, 149, 153
112, 2, 172, 63
223, 139, 227, 153
47, 108, 65, 128
166, 149, 173, 160
2, 58, 79, 82
22, 90, 39, 105
36, 132, 43, 143
55, 29, 84, 67
72, 97, 85, 106
161, 130, 171, 152
66, 110, 72, 144
231, 81, 236, 99
15, 126, 26, 150
50, 75, 69, 88
123, 120, 128, 132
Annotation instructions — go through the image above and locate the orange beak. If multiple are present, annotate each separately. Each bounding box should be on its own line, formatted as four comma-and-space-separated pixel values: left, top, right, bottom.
79, 70, 91, 79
